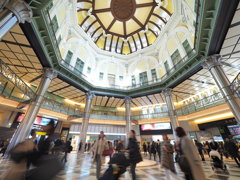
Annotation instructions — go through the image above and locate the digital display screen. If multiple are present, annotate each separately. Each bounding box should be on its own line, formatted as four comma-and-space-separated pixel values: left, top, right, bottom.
16, 113, 58, 127
227, 125, 240, 135
141, 123, 171, 131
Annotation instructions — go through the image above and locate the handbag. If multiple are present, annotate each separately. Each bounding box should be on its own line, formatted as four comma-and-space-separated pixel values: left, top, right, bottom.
102, 149, 114, 156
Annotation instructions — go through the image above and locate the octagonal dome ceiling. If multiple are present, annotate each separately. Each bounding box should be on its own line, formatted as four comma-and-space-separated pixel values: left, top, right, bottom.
77, 0, 173, 55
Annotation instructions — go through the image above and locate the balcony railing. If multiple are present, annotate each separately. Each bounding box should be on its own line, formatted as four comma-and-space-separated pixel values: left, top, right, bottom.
46, 5, 198, 90
175, 93, 225, 116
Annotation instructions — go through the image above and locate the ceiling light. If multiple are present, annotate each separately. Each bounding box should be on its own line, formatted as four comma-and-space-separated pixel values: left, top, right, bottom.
194, 112, 233, 123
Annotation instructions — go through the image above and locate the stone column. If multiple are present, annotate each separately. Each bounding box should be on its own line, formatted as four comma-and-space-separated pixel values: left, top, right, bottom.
162, 88, 179, 140
7, 68, 57, 152
202, 54, 240, 124
79, 91, 94, 153
125, 96, 131, 141
0, 0, 32, 40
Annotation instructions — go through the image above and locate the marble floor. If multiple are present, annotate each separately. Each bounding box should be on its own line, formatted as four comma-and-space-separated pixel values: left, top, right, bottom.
0, 152, 240, 180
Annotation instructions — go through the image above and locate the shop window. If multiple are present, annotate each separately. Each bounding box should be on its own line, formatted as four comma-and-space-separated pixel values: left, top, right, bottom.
51, 15, 59, 33
87, 67, 91, 74
164, 61, 170, 74
151, 69, 157, 81
75, 58, 84, 72
182, 40, 192, 55
142, 107, 148, 114
65, 51, 73, 64
99, 72, 104, 80
155, 105, 162, 113
139, 71, 148, 85
171, 50, 181, 66
149, 106, 154, 114
131, 75, 136, 87
119, 76, 123, 81
108, 74, 115, 86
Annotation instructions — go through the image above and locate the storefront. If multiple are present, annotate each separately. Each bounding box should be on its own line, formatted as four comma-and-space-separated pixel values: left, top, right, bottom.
197, 118, 238, 142
12, 112, 59, 142
69, 123, 126, 151
139, 122, 173, 143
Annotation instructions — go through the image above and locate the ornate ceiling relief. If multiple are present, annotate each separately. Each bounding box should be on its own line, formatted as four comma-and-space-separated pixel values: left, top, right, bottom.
77, 0, 173, 55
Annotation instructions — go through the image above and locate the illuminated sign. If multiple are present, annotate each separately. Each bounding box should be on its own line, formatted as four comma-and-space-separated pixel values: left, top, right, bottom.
141, 123, 171, 131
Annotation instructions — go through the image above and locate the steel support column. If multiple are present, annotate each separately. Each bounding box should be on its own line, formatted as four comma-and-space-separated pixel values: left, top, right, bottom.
0, 0, 32, 40
79, 91, 94, 153
203, 54, 240, 124
7, 68, 57, 152
125, 96, 131, 141
162, 88, 179, 140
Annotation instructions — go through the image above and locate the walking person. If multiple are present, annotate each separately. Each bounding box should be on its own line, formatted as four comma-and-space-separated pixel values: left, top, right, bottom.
147, 142, 151, 158
224, 138, 240, 167
63, 138, 72, 162
121, 130, 142, 180
175, 127, 206, 180
142, 142, 147, 156
156, 139, 161, 162
150, 141, 157, 161
194, 140, 205, 161
161, 135, 175, 175
92, 131, 109, 179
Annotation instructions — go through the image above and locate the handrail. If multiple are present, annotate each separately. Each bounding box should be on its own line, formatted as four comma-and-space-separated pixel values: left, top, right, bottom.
42, 97, 83, 116
0, 59, 35, 99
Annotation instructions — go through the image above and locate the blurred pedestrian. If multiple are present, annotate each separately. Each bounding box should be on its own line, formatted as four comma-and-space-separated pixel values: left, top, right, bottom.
224, 138, 240, 167
150, 141, 157, 161
156, 139, 161, 162
194, 140, 205, 161
175, 127, 206, 180
210, 139, 219, 150
63, 138, 72, 162
92, 131, 109, 179
121, 130, 142, 180
161, 135, 175, 173
142, 142, 147, 156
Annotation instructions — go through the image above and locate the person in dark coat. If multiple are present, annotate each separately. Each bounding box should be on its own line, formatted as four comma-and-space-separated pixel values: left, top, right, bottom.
122, 130, 142, 180
142, 142, 147, 156
150, 141, 157, 161
195, 140, 205, 161
210, 139, 219, 150
224, 138, 240, 167
147, 142, 151, 157
156, 139, 161, 162
63, 138, 72, 162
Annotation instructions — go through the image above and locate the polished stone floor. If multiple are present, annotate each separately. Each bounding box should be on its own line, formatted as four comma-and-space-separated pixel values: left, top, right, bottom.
0, 152, 240, 180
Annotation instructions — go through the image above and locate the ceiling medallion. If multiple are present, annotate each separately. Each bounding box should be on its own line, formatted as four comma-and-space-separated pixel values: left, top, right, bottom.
111, 0, 136, 22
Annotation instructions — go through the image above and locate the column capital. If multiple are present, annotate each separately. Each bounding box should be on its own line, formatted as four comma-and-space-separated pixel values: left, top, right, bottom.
86, 91, 95, 100
162, 88, 173, 97
6, 0, 32, 23
124, 96, 132, 104
202, 54, 222, 70
43, 68, 58, 80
